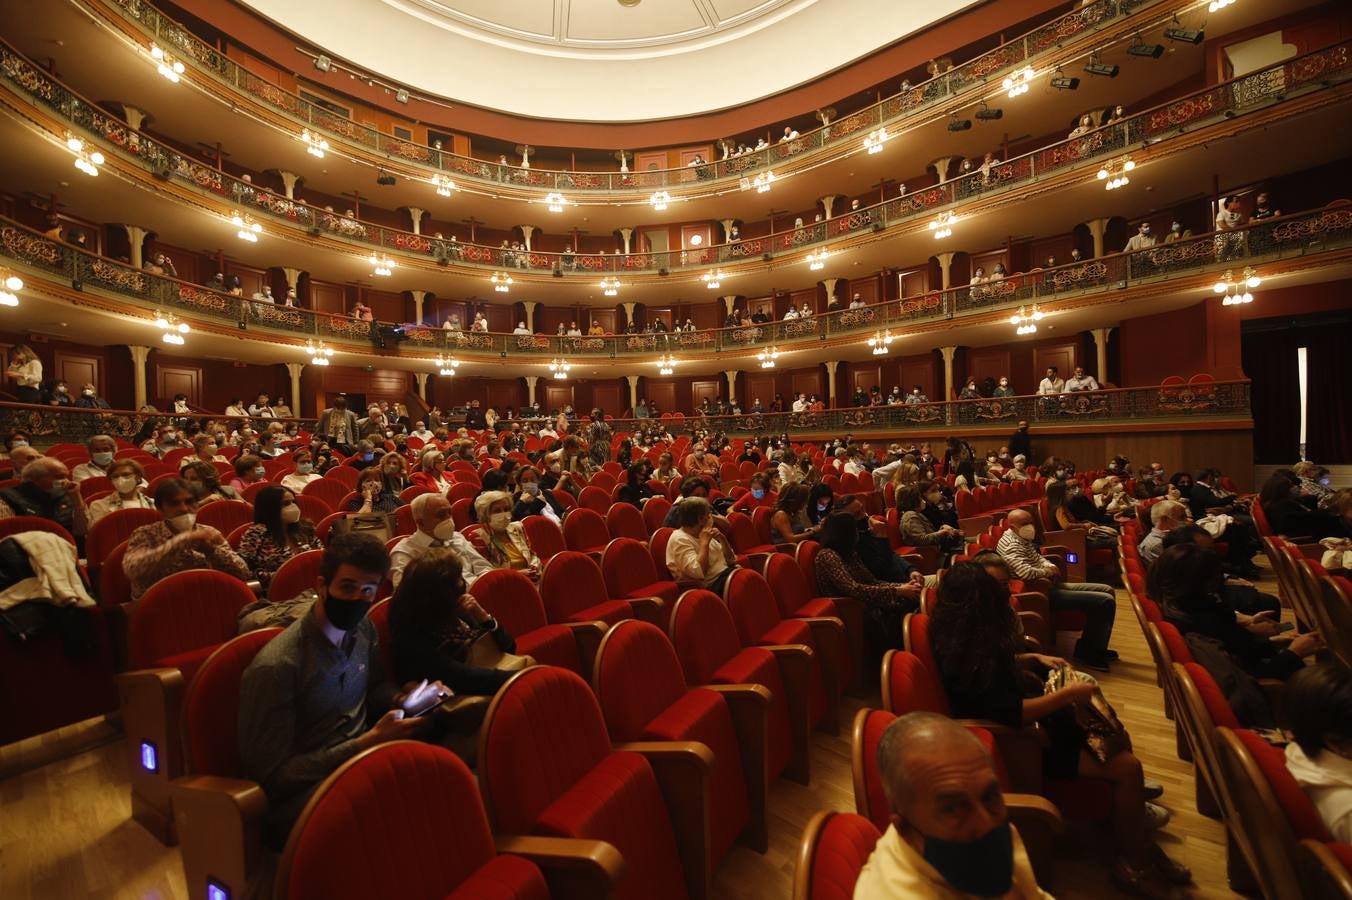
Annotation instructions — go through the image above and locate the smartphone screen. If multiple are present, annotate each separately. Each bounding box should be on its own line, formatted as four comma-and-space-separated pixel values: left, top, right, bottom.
406, 689, 449, 718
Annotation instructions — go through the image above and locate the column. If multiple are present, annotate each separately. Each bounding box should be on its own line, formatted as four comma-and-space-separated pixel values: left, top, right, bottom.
1085, 218, 1110, 258
127, 345, 151, 411
615, 151, 630, 173
524, 375, 539, 408
824, 360, 839, 408
819, 278, 840, 307
518, 225, 536, 251
121, 104, 149, 151
929, 156, 960, 184
719, 219, 737, 243
721, 295, 737, 317
278, 170, 302, 200
121, 225, 150, 269
409, 290, 427, 325
626, 374, 641, 411
281, 267, 303, 295
620, 301, 636, 328
405, 207, 425, 236
933, 252, 956, 290
724, 371, 738, 405
414, 372, 429, 402
516, 145, 533, 169
285, 362, 304, 416
819, 195, 843, 220
940, 346, 958, 403
618, 227, 634, 254
523, 300, 539, 332
1089, 327, 1113, 384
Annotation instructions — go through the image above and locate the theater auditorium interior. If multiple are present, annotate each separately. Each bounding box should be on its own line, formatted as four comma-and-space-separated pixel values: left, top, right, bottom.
0, 0, 1350, 897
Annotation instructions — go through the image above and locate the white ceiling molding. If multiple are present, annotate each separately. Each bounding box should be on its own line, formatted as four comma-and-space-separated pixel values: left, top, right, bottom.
241, 0, 976, 121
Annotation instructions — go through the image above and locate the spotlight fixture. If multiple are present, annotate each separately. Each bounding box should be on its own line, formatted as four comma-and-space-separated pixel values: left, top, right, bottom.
1208, 0, 1235, 11
231, 211, 262, 242
1164, 26, 1204, 44
491, 272, 513, 293
1050, 72, 1081, 90
431, 175, 455, 197
0, 271, 22, 307
806, 248, 828, 271
947, 114, 972, 132
863, 126, 890, 154
149, 45, 185, 83
395, 89, 409, 104
435, 354, 459, 376
544, 192, 568, 212
1214, 267, 1260, 305
1096, 155, 1136, 190
1002, 66, 1034, 98
305, 339, 335, 365
600, 276, 620, 297
756, 346, 780, 369
375, 170, 397, 186
66, 133, 105, 176
974, 103, 1004, 121
656, 353, 677, 376
368, 253, 395, 277
1128, 36, 1166, 58
866, 329, 894, 356
1009, 305, 1044, 335
702, 270, 724, 290
154, 310, 190, 344
301, 129, 329, 158
928, 212, 954, 240
548, 357, 572, 380
1084, 55, 1119, 78
313, 55, 332, 72
752, 171, 776, 193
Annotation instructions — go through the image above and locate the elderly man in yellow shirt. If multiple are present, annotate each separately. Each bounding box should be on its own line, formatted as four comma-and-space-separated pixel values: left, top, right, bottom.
854, 712, 1053, 899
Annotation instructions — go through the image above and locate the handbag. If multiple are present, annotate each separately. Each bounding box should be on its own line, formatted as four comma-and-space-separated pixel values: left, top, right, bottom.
1044, 664, 1132, 764
1320, 538, 1352, 571
467, 630, 532, 672
331, 512, 397, 546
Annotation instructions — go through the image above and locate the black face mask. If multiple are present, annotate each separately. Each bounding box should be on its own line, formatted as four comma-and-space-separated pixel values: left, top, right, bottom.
916, 820, 1015, 896
323, 592, 371, 631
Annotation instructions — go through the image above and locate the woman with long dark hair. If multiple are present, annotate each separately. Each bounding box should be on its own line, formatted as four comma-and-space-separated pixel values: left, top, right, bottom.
587, 408, 612, 468
1259, 469, 1339, 538
769, 482, 817, 544
806, 482, 835, 526
815, 512, 918, 661
931, 563, 1189, 891
239, 485, 321, 592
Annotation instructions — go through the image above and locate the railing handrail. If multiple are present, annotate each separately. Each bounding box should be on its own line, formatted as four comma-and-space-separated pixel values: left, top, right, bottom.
4, 34, 1349, 279
97, 0, 1170, 191
1, 198, 1349, 358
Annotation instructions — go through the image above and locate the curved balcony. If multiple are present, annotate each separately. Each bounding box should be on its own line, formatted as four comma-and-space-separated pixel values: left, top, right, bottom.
4, 203, 1349, 362
0, 380, 1251, 447
4, 36, 1349, 286
98, 0, 1175, 195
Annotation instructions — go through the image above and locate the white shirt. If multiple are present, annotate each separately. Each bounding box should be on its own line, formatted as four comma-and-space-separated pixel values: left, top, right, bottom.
855, 824, 1050, 900
1037, 377, 1065, 395
844, 460, 866, 476
1064, 375, 1099, 392
411, 429, 433, 442
1287, 743, 1352, 843
390, 529, 492, 589
280, 472, 321, 495
513, 327, 531, 335
72, 460, 113, 482
9, 359, 41, 388
665, 526, 729, 589
791, 398, 807, 413
783, 309, 799, 320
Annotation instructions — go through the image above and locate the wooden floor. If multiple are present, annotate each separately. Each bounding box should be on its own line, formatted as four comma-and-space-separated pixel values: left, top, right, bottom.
0, 579, 1254, 900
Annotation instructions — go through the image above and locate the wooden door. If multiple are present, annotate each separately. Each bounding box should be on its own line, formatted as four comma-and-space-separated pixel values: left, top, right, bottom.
899, 270, 928, 298
851, 364, 882, 397
589, 309, 617, 334
156, 365, 201, 408
635, 152, 667, 173
792, 370, 823, 402
967, 348, 1012, 388
646, 381, 676, 416
746, 375, 776, 409
53, 352, 102, 396
592, 383, 623, 417
310, 280, 347, 315
544, 384, 574, 414
484, 380, 520, 413
900, 355, 936, 400
1034, 340, 1079, 384
691, 379, 722, 410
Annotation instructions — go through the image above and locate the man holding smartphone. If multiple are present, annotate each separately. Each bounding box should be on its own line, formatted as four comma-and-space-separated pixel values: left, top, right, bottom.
239, 533, 448, 849
0, 457, 89, 538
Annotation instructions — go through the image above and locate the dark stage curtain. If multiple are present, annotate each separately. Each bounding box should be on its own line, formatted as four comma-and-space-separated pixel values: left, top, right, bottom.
1241, 330, 1300, 464
1303, 324, 1352, 464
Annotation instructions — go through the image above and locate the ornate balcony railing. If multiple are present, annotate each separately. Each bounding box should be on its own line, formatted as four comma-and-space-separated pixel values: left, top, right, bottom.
3, 200, 1348, 364
4, 36, 1349, 285
100, 0, 1167, 194
0, 380, 1250, 448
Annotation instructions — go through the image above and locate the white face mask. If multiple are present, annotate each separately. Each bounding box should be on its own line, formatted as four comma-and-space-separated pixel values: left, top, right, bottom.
432, 519, 457, 541
280, 504, 301, 524
1017, 524, 1037, 541
112, 475, 138, 496
489, 511, 511, 532
167, 512, 196, 533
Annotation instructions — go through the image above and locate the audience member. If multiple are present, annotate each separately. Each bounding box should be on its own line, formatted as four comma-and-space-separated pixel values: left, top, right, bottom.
181, 460, 242, 504
239, 486, 323, 592
898, 484, 962, 564
1260, 469, 1340, 539
72, 434, 117, 481
815, 511, 919, 661
1285, 661, 1352, 843
123, 479, 250, 600
769, 482, 818, 544
1064, 367, 1100, 392
228, 454, 269, 493
389, 492, 491, 588
1037, 367, 1065, 395
0, 458, 89, 537
87, 458, 155, 524
474, 490, 539, 578
666, 496, 737, 592
347, 467, 401, 515
280, 449, 321, 495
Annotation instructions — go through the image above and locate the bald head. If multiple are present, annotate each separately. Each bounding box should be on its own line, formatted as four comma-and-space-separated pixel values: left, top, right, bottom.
10, 445, 43, 470
21, 457, 68, 492
1005, 508, 1033, 529
878, 712, 992, 808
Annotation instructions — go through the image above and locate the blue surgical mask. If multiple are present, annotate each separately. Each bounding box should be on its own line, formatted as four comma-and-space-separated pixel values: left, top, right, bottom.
751, 488, 765, 500
916, 820, 1015, 897
363, 451, 375, 462
817, 501, 830, 512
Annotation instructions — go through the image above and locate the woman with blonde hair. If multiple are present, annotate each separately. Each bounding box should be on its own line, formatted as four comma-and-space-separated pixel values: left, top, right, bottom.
411, 448, 452, 494
889, 460, 922, 490
474, 490, 540, 578
4, 344, 42, 404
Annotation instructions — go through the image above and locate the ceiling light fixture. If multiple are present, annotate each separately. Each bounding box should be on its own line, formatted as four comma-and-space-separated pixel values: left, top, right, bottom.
1214, 267, 1260, 305
301, 129, 329, 158
0, 271, 22, 307
656, 353, 677, 376
600, 276, 620, 297
1208, 0, 1235, 12
231, 211, 262, 241
304, 340, 335, 365
548, 357, 572, 380
929, 212, 954, 240
369, 253, 395, 276
1010, 305, 1044, 335
149, 45, 185, 83
491, 272, 513, 293
1002, 66, 1034, 98
66, 133, 104, 176
436, 354, 458, 376
757, 346, 780, 369
431, 174, 455, 197
867, 329, 894, 355
1050, 67, 1081, 90
650, 190, 671, 211
1164, 22, 1205, 44
753, 171, 777, 193
1096, 155, 1136, 190
806, 248, 828, 271
863, 126, 890, 154
544, 192, 568, 212
702, 270, 724, 290
1084, 54, 1119, 78
313, 55, 332, 72
154, 310, 190, 344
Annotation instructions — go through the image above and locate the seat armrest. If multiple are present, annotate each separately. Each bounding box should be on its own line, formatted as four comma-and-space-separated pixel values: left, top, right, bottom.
952, 720, 1046, 794
562, 620, 608, 674
170, 775, 268, 900
495, 835, 625, 900
614, 741, 713, 900
1258, 679, 1286, 729
762, 644, 814, 783
626, 595, 666, 627
246, 580, 263, 594
704, 684, 770, 851
1004, 792, 1065, 883
117, 666, 187, 843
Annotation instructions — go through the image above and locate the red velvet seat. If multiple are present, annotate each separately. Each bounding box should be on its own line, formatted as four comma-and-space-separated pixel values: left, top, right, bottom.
667, 589, 800, 778
601, 537, 678, 610
605, 502, 648, 542
291, 494, 330, 526
86, 507, 162, 579
300, 477, 350, 511
448, 481, 479, 504
563, 507, 610, 557
643, 497, 672, 535
792, 811, 880, 900
541, 550, 651, 626
194, 499, 255, 535
726, 511, 777, 565
522, 515, 568, 563
578, 485, 611, 514
469, 568, 604, 675
99, 540, 133, 606
592, 620, 767, 865
764, 552, 860, 692
479, 666, 698, 900
276, 742, 550, 900
268, 549, 325, 602
649, 527, 676, 579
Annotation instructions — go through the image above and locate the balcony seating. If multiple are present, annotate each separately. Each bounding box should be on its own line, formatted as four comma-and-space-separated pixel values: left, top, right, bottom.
540, 550, 661, 627
479, 666, 706, 900
194, 500, 254, 535
468, 568, 605, 675
592, 620, 769, 866
791, 811, 880, 900
562, 508, 610, 559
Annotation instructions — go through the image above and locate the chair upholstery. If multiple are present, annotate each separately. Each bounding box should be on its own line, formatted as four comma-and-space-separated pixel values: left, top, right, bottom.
194, 500, 255, 535
578, 486, 611, 514
650, 527, 676, 579
99, 540, 133, 606
86, 507, 163, 573
277, 742, 549, 900
301, 478, 350, 510
479, 666, 691, 900
792, 812, 880, 900
292, 495, 331, 526
469, 568, 599, 675
644, 498, 672, 535
605, 503, 649, 542
0, 515, 74, 546
602, 537, 679, 607
129, 569, 257, 673
726, 512, 777, 561
592, 620, 759, 866
540, 551, 635, 626
268, 549, 325, 603
563, 508, 611, 556
765, 553, 860, 692
522, 515, 568, 563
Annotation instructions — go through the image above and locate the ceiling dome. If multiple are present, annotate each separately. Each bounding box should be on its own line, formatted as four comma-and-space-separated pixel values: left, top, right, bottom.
242, 0, 975, 121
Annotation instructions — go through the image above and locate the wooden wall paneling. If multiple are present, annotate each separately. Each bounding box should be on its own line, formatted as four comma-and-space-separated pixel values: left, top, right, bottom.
848, 277, 878, 304
483, 303, 513, 333
746, 375, 776, 409
310, 280, 348, 316
591, 382, 623, 416
484, 379, 521, 413
646, 381, 677, 416
850, 363, 882, 396
899, 269, 928, 298
589, 309, 617, 334
691, 303, 721, 331
538, 307, 572, 335
155, 365, 201, 408
1034, 339, 1080, 383
365, 289, 405, 323
789, 287, 817, 314
899, 354, 936, 400
543, 384, 574, 413
791, 370, 823, 402
228, 265, 266, 299
966, 347, 1012, 388
691, 379, 722, 409
635, 152, 667, 173
52, 352, 101, 396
